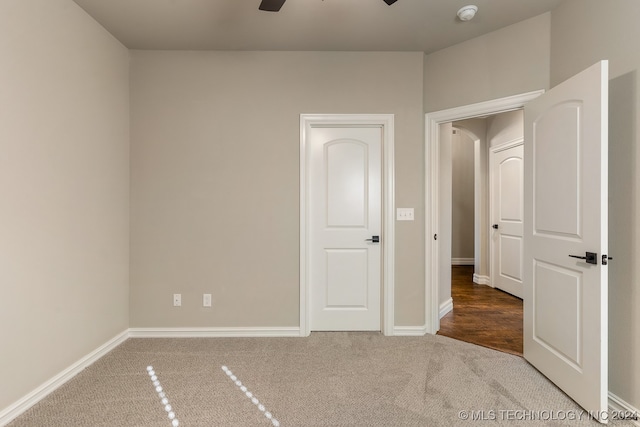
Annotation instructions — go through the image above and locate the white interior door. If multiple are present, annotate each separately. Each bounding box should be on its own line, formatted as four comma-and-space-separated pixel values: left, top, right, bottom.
308, 126, 382, 331
524, 61, 608, 418
491, 143, 524, 299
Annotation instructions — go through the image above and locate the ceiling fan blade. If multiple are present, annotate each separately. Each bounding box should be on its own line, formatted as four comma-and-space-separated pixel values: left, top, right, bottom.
259, 0, 286, 12
383, 0, 398, 4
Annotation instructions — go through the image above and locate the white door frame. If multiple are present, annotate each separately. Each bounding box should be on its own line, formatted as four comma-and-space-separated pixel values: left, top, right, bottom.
424, 91, 544, 334
300, 114, 395, 337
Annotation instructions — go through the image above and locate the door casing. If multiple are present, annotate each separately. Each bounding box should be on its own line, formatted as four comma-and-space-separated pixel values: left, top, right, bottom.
300, 114, 395, 337
424, 90, 544, 334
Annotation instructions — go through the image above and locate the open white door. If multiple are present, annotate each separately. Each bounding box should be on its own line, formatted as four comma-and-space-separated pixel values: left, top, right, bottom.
523, 61, 608, 419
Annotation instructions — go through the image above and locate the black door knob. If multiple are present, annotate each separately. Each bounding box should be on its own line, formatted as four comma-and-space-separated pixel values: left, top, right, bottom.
492, 224, 499, 229
569, 252, 598, 265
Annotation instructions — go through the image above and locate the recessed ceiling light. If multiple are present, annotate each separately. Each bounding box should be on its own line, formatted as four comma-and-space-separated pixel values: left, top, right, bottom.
457, 5, 478, 21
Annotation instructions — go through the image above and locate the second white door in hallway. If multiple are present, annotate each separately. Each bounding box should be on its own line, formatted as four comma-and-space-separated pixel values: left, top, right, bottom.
491, 143, 524, 299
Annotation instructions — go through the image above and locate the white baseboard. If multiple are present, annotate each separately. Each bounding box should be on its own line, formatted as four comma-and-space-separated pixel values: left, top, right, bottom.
609, 392, 640, 426
128, 326, 301, 338
451, 258, 474, 266
473, 274, 491, 285
393, 325, 427, 336
439, 297, 453, 319
0, 330, 128, 426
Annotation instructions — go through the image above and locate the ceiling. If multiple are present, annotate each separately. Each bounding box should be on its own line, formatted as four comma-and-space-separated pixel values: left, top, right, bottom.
72, 0, 564, 53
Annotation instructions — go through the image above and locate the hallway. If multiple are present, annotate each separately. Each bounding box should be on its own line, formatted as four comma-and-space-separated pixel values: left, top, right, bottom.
437, 266, 523, 356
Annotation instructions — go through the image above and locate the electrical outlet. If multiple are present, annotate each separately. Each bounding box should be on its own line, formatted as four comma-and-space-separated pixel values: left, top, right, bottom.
173, 293, 181, 307
203, 293, 212, 307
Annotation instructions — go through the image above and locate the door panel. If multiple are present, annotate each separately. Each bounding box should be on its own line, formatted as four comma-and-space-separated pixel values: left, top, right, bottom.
326, 249, 368, 307
500, 235, 522, 280
533, 102, 582, 238
309, 126, 381, 331
500, 158, 523, 221
524, 61, 608, 419
326, 141, 367, 227
533, 261, 582, 368
491, 144, 524, 298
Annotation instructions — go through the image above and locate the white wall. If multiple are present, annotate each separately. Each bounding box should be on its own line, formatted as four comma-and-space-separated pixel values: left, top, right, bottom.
129, 51, 425, 328
0, 0, 129, 413
551, 0, 640, 411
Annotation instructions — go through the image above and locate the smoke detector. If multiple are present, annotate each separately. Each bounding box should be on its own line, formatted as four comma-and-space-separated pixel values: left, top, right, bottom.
457, 5, 478, 21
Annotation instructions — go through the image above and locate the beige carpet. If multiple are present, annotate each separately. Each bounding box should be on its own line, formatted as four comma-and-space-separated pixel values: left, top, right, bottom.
7, 333, 636, 426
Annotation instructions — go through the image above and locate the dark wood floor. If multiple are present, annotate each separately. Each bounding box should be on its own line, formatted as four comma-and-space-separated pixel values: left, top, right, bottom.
437, 265, 523, 356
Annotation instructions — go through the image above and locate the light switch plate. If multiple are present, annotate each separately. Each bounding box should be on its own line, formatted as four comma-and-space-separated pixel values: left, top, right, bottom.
203, 293, 212, 307
397, 208, 414, 221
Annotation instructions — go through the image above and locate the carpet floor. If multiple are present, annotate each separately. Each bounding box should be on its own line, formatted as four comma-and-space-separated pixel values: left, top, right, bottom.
7, 333, 636, 426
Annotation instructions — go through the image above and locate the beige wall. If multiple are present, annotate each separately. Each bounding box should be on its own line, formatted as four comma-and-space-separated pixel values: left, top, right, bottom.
551, 0, 640, 411
453, 119, 489, 280
129, 51, 425, 328
423, 13, 550, 113
451, 130, 475, 260
0, 0, 129, 412
486, 110, 523, 148
438, 123, 453, 306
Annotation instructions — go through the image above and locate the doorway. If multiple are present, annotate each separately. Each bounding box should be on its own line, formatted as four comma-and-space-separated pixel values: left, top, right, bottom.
423, 90, 544, 335
436, 114, 525, 354
427, 63, 611, 418
300, 114, 396, 336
